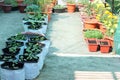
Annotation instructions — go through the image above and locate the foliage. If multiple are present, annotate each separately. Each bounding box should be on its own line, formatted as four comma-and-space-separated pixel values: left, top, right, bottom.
106, 0, 120, 14
53, 5, 66, 9
23, 13, 46, 21
6, 41, 23, 48
4, 0, 12, 5
11, 0, 18, 7
7, 33, 26, 41
85, 1, 97, 17
25, 4, 41, 13
24, 0, 39, 5
96, 9, 118, 37
19, 54, 39, 62
77, 0, 89, 5
63, 0, 76, 4
84, 29, 103, 39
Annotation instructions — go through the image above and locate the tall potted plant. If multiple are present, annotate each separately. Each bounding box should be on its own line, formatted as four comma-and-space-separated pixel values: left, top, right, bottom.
65, 0, 76, 13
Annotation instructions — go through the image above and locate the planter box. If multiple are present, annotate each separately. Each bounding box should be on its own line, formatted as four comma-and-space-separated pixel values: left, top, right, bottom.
99, 39, 111, 53
86, 39, 99, 52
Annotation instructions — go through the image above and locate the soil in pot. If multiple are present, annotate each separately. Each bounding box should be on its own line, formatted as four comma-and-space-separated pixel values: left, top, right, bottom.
0, 55, 16, 61
19, 54, 39, 63
1, 61, 24, 70
6, 41, 24, 48
86, 39, 99, 52
7, 34, 26, 41
2, 47, 20, 56
99, 40, 111, 53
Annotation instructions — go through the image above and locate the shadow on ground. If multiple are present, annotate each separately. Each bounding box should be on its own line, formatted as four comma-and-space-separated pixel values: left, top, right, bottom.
36, 54, 120, 80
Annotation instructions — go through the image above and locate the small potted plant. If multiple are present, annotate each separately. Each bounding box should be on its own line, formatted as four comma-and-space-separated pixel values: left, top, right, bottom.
16, 0, 23, 5
0, 54, 16, 61
19, 54, 40, 79
1, 60, 25, 80
53, 5, 66, 13
24, 4, 40, 14
6, 41, 24, 48
7, 33, 27, 42
64, 0, 76, 13
99, 39, 111, 53
2, 46, 20, 56
2, 0, 12, 13
84, 29, 103, 52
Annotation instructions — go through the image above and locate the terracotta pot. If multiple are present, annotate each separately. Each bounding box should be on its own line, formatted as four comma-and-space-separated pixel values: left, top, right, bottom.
83, 19, 99, 29
86, 38, 99, 52
104, 36, 114, 47
2, 4, 12, 13
18, 4, 27, 13
67, 3, 76, 13
99, 39, 111, 53
99, 23, 107, 34
16, 0, 23, 5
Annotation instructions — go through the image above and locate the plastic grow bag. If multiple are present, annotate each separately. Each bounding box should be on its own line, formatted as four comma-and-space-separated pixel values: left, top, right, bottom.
1, 68, 25, 80
41, 40, 51, 58
24, 62, 40, 79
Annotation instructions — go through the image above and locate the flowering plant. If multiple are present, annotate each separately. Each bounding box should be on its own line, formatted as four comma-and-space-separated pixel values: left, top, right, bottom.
96, 9, 118, 37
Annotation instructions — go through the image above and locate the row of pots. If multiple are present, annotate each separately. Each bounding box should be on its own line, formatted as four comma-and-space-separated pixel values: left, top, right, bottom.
0, 12, 51, 80
86, 38, 111, 53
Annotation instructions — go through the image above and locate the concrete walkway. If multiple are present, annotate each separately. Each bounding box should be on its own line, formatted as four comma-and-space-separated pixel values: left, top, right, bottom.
47, 13, 90, 54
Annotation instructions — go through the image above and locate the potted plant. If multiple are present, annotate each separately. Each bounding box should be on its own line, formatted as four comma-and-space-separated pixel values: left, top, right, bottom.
24, 21, 42, 30
18, 0, 27, 13
7, 33, 27, 42
99, 39, 111, 53
2, 0, 12, 13
86, 38, 99, 52
6, 41, 24, 48
53, 5, 66, 13
11, 0, 18, 11
0, 0, 4, 8
64, 0, 76, 13
0, 54, 16, 61
16, 0, 23, 5
19, 54, 40, 79
84, 29, 103, 52
29, 34, 47, 42
2, 46, 20, 56
1, 60, 25, 80
24, 4, 41, 14
84, 29, 103, 39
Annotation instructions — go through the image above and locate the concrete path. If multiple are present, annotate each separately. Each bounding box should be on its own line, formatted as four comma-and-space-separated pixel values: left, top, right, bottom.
47, 13, 89, 54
